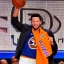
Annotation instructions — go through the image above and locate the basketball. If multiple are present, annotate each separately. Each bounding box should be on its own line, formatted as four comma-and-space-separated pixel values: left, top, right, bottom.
12, 0, 26, 8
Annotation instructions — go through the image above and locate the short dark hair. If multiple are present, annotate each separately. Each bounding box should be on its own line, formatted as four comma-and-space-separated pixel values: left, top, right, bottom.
31, 14, 42, 21
31, 14, 45, 25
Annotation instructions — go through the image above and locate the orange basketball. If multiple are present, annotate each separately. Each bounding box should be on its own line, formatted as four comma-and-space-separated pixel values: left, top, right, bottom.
12, 0, 26, 8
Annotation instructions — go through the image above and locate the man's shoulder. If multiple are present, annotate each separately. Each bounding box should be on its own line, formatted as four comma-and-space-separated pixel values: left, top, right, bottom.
24, 24, 31, 27
22, 24, 32, 31
42, 28, 53, 36
42, 28, 51, 33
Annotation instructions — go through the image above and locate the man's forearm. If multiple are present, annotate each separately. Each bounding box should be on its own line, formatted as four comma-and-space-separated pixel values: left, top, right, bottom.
13, 7, 19, 17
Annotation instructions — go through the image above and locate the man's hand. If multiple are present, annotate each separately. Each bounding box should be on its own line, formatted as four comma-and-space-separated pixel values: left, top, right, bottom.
11, 56, 18, 64
48, 37, 54, 45
0, 59, 8, 64
13, 7, 20, 17
58, 61, 64, 64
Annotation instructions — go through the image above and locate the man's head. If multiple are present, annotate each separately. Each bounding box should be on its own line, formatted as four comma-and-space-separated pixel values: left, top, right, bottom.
31, 14, 42, 30
0, 59, 8, 64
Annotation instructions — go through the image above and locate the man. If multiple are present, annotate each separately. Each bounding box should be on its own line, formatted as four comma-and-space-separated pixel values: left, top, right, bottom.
11, 7, 58, 64
58, 61, 64, 64
0, 59, 8, 64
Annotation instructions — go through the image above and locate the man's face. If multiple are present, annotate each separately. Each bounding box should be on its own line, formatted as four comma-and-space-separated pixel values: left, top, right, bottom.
31, 17, 41, 30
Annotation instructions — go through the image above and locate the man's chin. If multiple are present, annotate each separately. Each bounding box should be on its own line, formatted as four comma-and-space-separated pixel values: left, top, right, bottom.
32, 27, 39, 30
